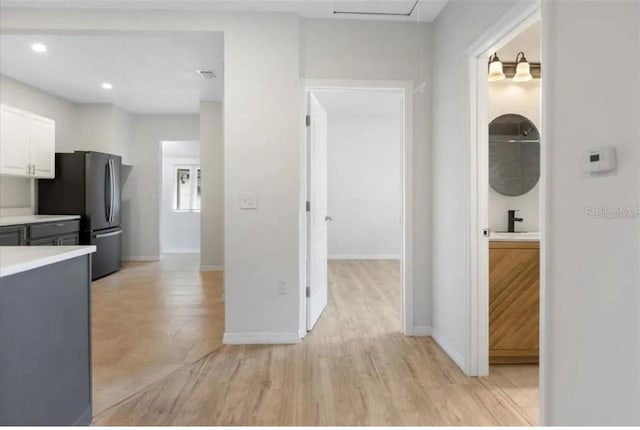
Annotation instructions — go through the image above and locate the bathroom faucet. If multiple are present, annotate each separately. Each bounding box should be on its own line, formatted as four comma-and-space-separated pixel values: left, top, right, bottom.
508, 210, 523, 233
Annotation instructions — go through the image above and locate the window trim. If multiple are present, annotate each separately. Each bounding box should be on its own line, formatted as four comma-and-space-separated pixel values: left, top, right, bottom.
173, 164, 201, 213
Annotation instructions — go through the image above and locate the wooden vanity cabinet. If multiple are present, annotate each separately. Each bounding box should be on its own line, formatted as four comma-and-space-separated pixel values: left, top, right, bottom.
489, 240, 539, 364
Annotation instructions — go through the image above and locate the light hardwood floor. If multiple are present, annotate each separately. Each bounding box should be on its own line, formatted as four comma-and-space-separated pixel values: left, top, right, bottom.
91, 254, 224, 414
93, 259, 538, 425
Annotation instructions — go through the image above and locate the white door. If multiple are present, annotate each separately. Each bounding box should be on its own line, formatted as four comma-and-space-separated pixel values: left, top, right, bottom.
29, 114, 55, 178
0, 105, 30, 176
306, 93, 329, 331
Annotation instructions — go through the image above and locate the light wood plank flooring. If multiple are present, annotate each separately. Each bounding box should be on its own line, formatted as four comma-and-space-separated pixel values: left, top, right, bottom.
91, 254, 224, 414
93, 259, 538, 425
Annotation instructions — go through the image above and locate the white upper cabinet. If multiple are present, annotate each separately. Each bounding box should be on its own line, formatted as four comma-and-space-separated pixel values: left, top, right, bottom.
0, 104, 55, 178
0, 105, 30, 176
29, 114, 56, 178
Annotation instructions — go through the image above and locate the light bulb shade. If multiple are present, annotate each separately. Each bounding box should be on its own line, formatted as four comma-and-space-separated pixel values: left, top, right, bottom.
488, 58, 505, 81
513, 61, 532, 82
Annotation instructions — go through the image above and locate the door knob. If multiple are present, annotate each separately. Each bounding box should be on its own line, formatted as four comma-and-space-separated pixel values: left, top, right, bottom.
325, 215, 333, 222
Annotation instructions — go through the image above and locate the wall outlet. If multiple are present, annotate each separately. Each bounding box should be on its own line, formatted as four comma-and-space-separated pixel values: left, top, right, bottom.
240, 191, 257, 209
277, 280, 288, 295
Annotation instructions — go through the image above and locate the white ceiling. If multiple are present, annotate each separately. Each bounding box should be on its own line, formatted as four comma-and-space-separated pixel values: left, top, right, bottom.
496, 20, 541, 63
313, 89, 404, 118
0, 0, 449, 22
0, 33, 223, 114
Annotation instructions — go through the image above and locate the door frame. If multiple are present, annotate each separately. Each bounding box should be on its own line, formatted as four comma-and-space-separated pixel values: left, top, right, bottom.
464, 0, 547, 424
299, 79, 413, 338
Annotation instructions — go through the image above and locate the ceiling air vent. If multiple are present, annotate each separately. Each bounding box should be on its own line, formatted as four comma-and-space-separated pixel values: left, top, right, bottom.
197, 70, 217, 80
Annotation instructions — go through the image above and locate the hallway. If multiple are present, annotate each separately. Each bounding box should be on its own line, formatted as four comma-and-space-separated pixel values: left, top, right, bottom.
93, 259, 537, 425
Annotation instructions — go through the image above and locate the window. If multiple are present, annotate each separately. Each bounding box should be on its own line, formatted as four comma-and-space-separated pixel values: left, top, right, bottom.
174, 165, 201, 212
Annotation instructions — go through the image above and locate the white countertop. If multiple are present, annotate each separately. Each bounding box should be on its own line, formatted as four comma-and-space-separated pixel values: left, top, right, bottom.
0, 246, 96, 278
490, 232, 540, 241
0, 215, 81, 227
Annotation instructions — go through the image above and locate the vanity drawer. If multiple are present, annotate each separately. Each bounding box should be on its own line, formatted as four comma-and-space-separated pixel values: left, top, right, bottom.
29, 220, 80, 240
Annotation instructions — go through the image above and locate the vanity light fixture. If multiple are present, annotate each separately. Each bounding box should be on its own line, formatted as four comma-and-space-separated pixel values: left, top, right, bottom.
488, 53, 506, 82
513, 51, 533, 82
488, 51, 540, 81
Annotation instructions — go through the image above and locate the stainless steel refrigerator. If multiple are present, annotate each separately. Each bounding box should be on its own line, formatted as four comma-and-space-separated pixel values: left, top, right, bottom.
38, 151, 122, 280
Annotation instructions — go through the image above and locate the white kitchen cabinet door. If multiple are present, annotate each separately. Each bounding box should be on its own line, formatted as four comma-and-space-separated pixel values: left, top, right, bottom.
29, 114, 55, 178
0, 105, 31, 177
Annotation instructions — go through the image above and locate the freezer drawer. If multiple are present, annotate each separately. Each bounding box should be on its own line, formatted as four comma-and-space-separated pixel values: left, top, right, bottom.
89, 228, 122, 280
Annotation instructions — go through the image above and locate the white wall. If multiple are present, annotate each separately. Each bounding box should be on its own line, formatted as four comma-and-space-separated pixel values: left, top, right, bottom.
74, 103, 132, 164
488, 80, 541, 232
431, 0, 523, 367
73, 103, 115, 154
301, 17, 433, 331
161, 141, 201, 254
542, 0, 640, 424
0, 176, 31, 209
327, 112, 402, 259
122, 114, 199, 260
199, 101, 224, 270
0, 74, 77, 211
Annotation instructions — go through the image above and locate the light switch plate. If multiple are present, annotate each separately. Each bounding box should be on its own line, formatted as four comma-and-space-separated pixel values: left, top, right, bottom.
240, 191, 257, 209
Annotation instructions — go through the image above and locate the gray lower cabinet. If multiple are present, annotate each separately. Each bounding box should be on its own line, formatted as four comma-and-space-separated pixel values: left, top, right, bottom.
0, 255, 92, 425
29, 220, 80, 246
0, 220, 80, 247
0, 224, 28, 245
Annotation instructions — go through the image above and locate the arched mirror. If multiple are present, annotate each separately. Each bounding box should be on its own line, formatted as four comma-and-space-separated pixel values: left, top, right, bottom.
489, 114, 540, 196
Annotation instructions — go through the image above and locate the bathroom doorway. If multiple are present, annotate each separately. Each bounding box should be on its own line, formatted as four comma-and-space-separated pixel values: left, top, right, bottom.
465, 1, 545, 424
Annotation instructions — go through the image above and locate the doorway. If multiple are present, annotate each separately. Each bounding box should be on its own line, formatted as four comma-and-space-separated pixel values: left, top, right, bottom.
301, 81, 413, 336
160, 140, 202, 257
466, 1, 544, 424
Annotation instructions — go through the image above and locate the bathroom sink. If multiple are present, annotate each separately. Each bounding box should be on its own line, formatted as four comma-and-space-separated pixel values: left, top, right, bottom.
490, 231, 540, 241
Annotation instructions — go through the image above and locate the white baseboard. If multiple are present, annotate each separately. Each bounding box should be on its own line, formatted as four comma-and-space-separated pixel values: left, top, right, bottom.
410, 325, 432, 336
431, 327, 466, 372
162, 250, 200, 255
328, 254, 401, 260
223, 331, 301, 345
200, 265, 224, 272
122, 256, 159, 262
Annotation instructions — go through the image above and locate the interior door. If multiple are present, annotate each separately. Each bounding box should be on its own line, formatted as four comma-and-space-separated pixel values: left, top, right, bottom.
306, 93, 329, 331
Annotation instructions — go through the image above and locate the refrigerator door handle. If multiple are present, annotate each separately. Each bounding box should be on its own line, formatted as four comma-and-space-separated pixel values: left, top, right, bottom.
105, 159, 111, 223
109, 159, 115, 224
93, 230, 122, 239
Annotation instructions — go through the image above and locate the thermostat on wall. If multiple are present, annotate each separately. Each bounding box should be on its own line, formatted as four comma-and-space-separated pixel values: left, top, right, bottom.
584, 146, 616, 174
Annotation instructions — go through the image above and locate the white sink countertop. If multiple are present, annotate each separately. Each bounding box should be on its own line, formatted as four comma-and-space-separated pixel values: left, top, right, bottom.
0, 246, 96, 278
0, 214, 81, 227
490, 232, 540, 241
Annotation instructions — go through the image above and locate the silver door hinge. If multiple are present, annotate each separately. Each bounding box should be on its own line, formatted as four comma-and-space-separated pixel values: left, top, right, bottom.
306, 286, 310, 297
306, 201, 310, 212
305, 115, 311, 127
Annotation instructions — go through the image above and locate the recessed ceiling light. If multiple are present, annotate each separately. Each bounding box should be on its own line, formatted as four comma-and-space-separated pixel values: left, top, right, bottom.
31, 43, 47, 53
101, 82, 113, 90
